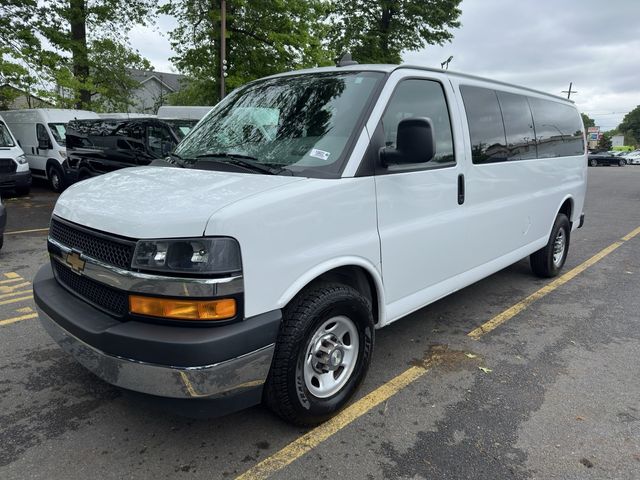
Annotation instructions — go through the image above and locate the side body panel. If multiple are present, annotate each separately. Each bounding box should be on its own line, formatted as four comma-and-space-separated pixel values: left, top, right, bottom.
204, 177, 381, 320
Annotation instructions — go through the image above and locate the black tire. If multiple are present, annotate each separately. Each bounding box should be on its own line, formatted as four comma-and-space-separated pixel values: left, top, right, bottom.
530, 213, 570, 278
47, 164, 65, 193
265, 282, 375, 426
618, 159, 626, 167
15, 186, 30, 196
589, 159, 598, 167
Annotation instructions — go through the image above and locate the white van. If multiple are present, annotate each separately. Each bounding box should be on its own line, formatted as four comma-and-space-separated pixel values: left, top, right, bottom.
0, 114, 31, 195
157, 105, 212, 139
33, 64, 587, 425
1, 109, 99, 191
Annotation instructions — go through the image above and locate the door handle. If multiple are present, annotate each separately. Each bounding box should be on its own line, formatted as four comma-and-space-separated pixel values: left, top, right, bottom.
457, 174, 465, 205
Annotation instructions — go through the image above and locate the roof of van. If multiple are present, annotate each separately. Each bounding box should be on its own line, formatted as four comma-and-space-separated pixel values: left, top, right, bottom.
157, 106, 212, 120
1, 108, 100, 122
262, 64, 573, 104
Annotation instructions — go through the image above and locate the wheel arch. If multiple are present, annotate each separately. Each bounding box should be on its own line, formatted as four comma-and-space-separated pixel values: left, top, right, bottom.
45, 158, 63, 178
277, 257, 385, 326
557, 195, 574, 224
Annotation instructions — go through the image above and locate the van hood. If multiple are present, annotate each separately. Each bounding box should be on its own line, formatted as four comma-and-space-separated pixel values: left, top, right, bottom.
53, 167, 304, 238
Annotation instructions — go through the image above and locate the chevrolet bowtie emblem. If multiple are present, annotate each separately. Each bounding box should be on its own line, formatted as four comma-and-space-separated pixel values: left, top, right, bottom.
65, 251, 86, 273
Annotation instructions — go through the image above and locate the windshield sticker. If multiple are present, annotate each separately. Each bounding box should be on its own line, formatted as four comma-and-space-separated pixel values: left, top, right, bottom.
309, 148, 331, 161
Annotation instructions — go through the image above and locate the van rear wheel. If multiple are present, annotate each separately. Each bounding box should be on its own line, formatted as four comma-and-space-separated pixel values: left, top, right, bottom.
530, 213, 570, 278
265, 282, 374, 426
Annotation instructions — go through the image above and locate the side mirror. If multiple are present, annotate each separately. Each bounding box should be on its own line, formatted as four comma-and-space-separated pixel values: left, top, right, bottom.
381, 117, 436, 166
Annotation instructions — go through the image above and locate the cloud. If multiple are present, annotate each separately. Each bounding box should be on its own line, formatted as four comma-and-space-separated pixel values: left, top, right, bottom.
402, 0, 640, 131
127, 15, 178, 73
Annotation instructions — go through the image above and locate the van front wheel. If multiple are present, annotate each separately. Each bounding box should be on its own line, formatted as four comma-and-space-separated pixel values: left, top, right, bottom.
265, 282, 374, 426
530, 213, 570, 278
47, 164, 65, 193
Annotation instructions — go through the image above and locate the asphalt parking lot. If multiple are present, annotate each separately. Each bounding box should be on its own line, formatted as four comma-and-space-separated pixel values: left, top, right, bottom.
1, 167, 639, 480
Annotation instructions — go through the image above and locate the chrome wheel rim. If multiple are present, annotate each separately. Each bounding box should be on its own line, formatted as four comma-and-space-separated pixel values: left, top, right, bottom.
552, 228, 566, 267
303, 315, 359, 399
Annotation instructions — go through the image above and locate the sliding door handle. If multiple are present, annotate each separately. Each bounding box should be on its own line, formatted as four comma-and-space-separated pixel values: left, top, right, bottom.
457, 174, 465, 205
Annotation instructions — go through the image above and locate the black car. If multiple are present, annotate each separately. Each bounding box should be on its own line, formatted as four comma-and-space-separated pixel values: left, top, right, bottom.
65, 118, 181, 182
588, 152, 626, 167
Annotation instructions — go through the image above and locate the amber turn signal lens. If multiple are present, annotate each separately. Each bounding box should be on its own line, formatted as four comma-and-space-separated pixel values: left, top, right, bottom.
129, 296, 236, 321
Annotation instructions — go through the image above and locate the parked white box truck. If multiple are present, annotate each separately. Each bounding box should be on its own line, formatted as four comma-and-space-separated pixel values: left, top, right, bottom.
2, 109, 99, 191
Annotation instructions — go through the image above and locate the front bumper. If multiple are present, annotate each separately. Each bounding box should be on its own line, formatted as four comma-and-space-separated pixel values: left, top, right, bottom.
0, 170, 31, 190
33, 264, 281, 400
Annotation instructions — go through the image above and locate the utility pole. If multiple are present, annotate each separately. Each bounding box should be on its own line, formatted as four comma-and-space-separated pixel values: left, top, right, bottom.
219, 0, 226, 100
562, 82, 577, 99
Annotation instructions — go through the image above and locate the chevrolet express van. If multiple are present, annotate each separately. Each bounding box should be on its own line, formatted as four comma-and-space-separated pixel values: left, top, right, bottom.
33, 64, 587, 425
0, 114, 31, 195
2, 109, 99, 192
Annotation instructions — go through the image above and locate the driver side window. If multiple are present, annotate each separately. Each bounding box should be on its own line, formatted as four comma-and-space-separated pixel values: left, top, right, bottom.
36, 123, 50, 148
381, 79, 455, 168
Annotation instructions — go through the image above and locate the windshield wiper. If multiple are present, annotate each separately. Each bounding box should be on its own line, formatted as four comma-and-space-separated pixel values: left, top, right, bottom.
194, 152, 289, 175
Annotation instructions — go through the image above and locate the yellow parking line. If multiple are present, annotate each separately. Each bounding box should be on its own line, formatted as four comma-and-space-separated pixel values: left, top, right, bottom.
236, 354, 440, 480
3, 272, 21, 279
235, 224, 640, 480
0, 290, 33, 300
621, 225, 640, 241
468, 226, 640, 339
0, 277, 23, 285
0, 282, 31, 294
0, 313, 38, 326
0, 295, 33, 306
4, 227, 50, 236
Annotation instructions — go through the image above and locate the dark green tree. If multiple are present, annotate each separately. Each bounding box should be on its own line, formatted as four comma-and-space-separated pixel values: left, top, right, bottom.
580, 113, 595, 129
597, 131, 612, 151
0, 0, 45, 106
328, 0, 463, 64
161, 0, 332, 105
618, 105, 640, 146
37, 0, 155, 109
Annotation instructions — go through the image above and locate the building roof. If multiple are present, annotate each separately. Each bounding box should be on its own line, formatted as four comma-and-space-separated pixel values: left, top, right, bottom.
128, 69, 186, 92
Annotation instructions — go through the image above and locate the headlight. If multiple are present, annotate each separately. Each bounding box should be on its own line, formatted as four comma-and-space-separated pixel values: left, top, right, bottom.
59, 149, 66, 159
16, 154, 27, 164
132, 237, 241, 274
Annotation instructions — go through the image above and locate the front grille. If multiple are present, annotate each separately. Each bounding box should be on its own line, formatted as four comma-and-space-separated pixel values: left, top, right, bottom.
53, 261, 128, 317
49, 218, 135, 269
0, 158, 16, 174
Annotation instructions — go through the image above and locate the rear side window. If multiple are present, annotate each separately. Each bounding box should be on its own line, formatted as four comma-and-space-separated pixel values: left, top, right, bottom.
497, 92, 537, 160
528, 98, 584, 158
459, 86, 507, 164
381, 79, 455, 169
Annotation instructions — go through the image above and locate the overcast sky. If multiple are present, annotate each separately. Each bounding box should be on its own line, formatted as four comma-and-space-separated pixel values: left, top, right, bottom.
129, 0, 639, 131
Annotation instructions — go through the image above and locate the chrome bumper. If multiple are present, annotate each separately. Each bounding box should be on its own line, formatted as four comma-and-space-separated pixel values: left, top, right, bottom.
37, 307, 275, 399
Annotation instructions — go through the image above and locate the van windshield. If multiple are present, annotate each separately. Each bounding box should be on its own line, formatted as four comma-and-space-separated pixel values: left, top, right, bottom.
0, 122, 15, 147
48, 123, 67, 146
173, 71, 384, 178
